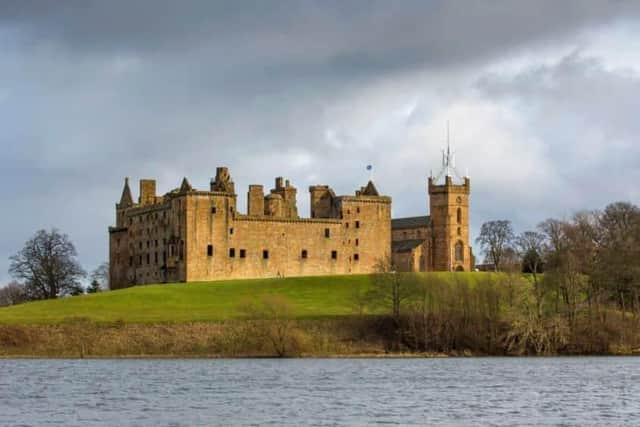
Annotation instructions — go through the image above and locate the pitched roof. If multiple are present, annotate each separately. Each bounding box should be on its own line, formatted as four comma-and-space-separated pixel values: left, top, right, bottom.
360, 180, 379, 196
179, 177, 193, 193
391, 215, 431, 230
392, 239, 425, 253
118, 177, 133, 207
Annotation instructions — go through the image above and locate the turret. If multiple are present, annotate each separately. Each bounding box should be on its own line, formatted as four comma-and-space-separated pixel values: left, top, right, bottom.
210, 167, 235, 194
270, 177, 298, 218
309, 185, 336, 218
139, 179, 156, 205
264, 193, 284, 217
247, 185, 265, 216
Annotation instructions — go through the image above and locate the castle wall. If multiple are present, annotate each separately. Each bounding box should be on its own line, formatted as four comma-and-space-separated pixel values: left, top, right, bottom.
183, 193, 391, 281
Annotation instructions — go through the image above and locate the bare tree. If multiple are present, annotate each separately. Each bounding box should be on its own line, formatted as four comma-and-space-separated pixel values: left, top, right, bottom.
595, 202, 640, 316
367, 256, 417, 321
0, 281, 28, 306
475, 220, 515, 271
9, 229, 86, 299
239, 294, 302, 357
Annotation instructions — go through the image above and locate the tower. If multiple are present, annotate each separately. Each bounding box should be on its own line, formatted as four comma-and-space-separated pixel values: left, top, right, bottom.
428, 138, 471, 271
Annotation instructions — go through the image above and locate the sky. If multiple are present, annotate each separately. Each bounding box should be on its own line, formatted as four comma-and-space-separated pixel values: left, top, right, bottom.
1, 1, 640, 283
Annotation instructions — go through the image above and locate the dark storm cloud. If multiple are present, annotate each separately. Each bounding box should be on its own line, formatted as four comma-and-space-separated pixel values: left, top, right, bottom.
1, 1, 640, 282
2, 1, 639, 71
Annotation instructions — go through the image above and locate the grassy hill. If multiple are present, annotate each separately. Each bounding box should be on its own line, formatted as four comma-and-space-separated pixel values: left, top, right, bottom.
0, 272, 492, 324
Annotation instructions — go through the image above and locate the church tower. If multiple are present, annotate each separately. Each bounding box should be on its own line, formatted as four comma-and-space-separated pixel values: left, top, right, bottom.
428, 142, 471, 271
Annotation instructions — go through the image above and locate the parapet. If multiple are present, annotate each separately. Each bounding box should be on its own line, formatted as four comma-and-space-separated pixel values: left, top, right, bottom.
428, 176, 470, 195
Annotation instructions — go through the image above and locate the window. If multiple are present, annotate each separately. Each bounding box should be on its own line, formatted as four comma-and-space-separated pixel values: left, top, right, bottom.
455, 241, 464, 262
146, 254, 150, 265
457, 227, 461, 236
229, 248, 236, 258
139, 242, 143, 250
154, 252, 158, 264
355, 221, 360, 229
457, 208, 462, 224
356, 207, 360, 214
155, 240, 158, 247
211, 207, 217, 214
230, 206, 234, 213
146, 240, 150, 249
138, 255, 142, 265
207, 245, 213, 256
240, 249, 246, 258
324, 228, 330, 238
263, 250, 269, 259
355, 238, 359, 246
345, 222, 349, 228
129, 256, 133, 267
301, 249, 308, 259
229, 228, 234, 235
354, 253, 359, 261
331, 250, 337, 260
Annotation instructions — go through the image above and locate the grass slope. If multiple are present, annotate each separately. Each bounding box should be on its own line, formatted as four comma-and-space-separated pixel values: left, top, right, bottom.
0, 272, 495, 325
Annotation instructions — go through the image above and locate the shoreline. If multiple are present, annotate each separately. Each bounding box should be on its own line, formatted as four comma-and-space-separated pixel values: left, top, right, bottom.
2, 352, 639, 360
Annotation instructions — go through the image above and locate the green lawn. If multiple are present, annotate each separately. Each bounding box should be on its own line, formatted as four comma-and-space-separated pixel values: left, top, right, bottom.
0, 272, 502, 325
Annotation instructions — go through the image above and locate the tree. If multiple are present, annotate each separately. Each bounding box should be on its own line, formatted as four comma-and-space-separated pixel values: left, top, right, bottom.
238, 294, 303, 357
516, 231, 547, 318
90, 262, 109, 291
87, 280, 101, 294
0, 281, 28, 306
594, 202, 640, 315
9, 229, 86, 300
475, 220, 515, 271
367, 256, 417, 321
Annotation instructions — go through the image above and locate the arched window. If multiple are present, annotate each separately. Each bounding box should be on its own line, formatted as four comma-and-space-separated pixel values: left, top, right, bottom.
457, 208, 462, 224
455, 241, 464, 262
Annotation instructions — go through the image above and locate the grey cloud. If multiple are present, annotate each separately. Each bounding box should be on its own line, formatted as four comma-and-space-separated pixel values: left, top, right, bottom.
1, 2, 640, 282
474, 52, 640, 222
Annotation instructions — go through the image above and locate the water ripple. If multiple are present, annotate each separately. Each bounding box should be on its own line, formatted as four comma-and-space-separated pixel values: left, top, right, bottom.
0, 357, 639, 426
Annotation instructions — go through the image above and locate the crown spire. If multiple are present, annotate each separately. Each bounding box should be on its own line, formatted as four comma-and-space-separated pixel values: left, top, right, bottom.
432, 123, 463, 184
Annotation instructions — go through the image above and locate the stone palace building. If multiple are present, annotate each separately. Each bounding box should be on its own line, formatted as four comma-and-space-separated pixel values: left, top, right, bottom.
109, 147, 471, 289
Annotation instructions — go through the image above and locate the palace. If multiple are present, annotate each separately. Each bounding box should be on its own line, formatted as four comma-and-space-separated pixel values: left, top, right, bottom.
108, 147, 471, 289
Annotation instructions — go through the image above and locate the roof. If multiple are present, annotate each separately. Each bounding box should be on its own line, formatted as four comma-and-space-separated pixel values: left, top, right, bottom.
391, 215, 431, 230
392, 239, 426, 253
360, 180, 379, 196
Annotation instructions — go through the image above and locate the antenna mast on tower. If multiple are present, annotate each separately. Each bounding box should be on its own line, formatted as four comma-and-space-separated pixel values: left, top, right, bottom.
433, 121, 463, 183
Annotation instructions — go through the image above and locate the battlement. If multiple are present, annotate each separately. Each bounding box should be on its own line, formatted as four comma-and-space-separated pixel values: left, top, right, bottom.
428, 176, 471, 195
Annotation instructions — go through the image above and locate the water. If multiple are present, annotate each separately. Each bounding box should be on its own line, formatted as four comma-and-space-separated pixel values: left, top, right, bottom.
0, 357, 638, 426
